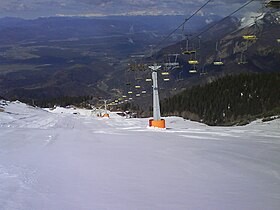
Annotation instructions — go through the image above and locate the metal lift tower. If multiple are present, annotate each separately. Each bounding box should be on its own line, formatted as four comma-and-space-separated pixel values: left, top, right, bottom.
148, 64, 166, 128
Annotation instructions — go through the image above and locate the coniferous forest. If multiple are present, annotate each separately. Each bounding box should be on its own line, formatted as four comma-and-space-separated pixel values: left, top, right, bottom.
161, 73, 280, 125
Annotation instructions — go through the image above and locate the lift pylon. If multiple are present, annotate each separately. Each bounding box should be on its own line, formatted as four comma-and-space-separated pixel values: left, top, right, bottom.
148, 64, 166, 128
102, 100, 109, 118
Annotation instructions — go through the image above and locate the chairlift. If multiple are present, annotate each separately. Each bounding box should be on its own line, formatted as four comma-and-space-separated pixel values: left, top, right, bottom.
161, 72, 170, 76
214, 61, 224, 66
238, 53, 248, 65
189, 68, 198, 74
177, 71, 184, 81
181, 34, 196, 55
266, 0, 280, 8
129, 63, 137, 71
238, 61, 248, 65
164, 54, 180, 68
188, 49, 199, 65
243, 35, 257, 40
172, 65, 181, 70
182, 50, 196, 55
188, 60, 199, 65
213, 41, 224, 66
242, 16, 260, 41
130, 55, 147, 71
200, 65, 208, 76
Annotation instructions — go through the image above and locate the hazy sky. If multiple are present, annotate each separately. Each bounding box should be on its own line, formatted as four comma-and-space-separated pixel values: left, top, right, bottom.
0, 0, 262, 19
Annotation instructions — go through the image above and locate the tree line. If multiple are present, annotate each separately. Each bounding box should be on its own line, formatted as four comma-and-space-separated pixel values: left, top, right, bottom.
161, 72, 280, 125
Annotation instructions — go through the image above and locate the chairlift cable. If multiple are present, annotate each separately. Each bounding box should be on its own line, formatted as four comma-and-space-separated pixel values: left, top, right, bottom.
192, 0, 257, 41
152, 0, 213, 54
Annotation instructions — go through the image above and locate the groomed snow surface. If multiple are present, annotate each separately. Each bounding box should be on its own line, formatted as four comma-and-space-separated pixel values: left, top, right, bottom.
0, 100, 280, 210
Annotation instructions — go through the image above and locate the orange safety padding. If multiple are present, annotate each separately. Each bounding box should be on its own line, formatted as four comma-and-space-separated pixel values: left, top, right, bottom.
149, 119, 166, 128
103, 114, 110, 118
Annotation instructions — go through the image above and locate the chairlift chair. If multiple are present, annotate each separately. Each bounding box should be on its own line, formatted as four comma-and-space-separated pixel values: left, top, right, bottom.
266, 0, 280, 8
200, 65, 208, 76
243, 35, 257, 41
182, 50, 196, 55
188, 60, 199, 65
181, 34, 196, 55
213, 41, 224, 66
238, 53, 248, 65
161, 72, 170, 76
177, 71, 184, 81
213, 61, 224, 66
238, 61, 248, 65
189, 68, 198, 74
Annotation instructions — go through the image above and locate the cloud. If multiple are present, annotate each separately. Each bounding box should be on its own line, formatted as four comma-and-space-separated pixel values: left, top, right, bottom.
0, 0, 262, 18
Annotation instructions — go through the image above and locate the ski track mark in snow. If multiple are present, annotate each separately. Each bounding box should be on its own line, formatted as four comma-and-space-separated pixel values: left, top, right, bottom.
0, 165, 38, 210
179, 134, 221, 140
1, 102, 280, 210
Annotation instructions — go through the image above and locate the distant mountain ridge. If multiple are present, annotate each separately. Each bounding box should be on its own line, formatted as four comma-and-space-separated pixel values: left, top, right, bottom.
0, 15, 221, 101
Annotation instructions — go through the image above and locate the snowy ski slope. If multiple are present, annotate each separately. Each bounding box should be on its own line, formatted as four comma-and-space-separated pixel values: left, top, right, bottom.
0, 100, 280, 210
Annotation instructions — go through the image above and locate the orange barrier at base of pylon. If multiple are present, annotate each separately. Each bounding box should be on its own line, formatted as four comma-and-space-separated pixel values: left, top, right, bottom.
103, 114, 110, 118
149, 119, 166, 128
